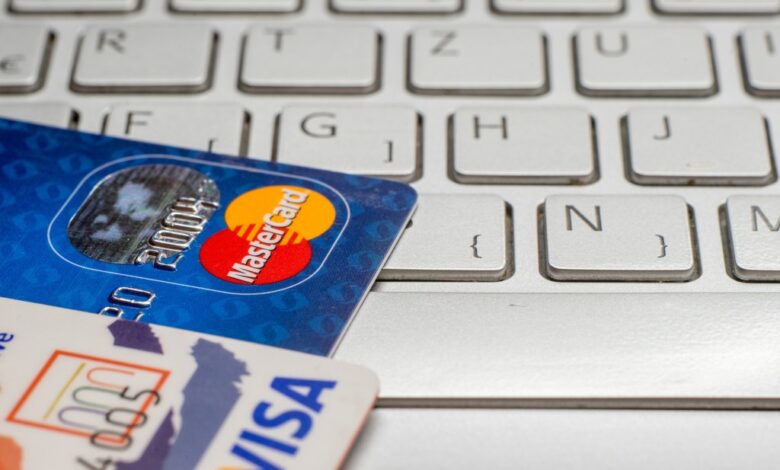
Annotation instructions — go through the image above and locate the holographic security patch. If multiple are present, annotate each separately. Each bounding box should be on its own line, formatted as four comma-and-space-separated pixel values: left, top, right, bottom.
0, 118, 417, 356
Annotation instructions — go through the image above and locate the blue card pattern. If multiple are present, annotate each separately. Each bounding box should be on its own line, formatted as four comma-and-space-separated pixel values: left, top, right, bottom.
0, 118, 416, 356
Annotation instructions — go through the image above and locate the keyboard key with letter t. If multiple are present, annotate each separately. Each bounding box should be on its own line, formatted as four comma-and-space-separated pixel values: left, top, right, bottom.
725, 196, 780, 282
542, 195, 698, 282
72, 25, 216, 94
575, 26, 716, 97
450, 107, 597, 185
0, 25, 52, 94
408, 26, 548, 96
240, 25, 380, 94
379, 195, 511, 281
624, 108, 775, 186
276, 105, 420, 180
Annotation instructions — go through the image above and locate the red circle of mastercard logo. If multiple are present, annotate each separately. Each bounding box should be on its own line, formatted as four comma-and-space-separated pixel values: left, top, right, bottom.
200, 186, 336, 285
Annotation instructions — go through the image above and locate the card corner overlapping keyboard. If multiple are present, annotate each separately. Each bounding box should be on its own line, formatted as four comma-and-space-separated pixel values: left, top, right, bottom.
0, 297, 378, 470
0, 118, 417, 356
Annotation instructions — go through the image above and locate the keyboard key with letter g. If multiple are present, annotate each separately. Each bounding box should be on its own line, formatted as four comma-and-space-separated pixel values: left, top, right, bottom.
275, 105, 420, 181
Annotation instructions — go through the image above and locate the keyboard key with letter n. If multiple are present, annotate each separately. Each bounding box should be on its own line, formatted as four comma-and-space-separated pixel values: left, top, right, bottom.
541, 195, 698, 282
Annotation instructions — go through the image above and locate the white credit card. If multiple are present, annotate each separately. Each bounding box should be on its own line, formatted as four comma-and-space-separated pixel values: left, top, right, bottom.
0, 297, 378, 470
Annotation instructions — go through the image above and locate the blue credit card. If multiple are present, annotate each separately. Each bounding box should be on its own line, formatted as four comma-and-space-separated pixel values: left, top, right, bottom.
0, 118, 417, 356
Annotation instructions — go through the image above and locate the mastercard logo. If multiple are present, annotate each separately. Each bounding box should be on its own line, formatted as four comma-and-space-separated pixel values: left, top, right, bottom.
200, 186, 336, 285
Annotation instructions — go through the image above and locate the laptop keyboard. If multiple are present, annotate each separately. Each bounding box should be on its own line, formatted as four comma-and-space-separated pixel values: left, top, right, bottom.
4, 0, 780, 407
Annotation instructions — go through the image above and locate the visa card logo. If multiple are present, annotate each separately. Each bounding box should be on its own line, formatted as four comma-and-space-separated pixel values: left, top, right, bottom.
200, 186, 336, 285
225, 376, 337, 469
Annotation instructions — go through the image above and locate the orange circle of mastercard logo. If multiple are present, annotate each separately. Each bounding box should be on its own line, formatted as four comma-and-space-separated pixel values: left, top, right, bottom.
200, 186, 336, 285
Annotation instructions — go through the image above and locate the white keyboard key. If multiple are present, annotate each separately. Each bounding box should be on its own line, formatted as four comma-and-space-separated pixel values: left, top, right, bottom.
725, 196, 780, 282
246, 109, 277, 161
741, 28, 780, 97
331, 0, 461, 13
654, 0, 780, 14
451, 107, 597, 185
625, 108, 773, 186
170, 0, 300, 12
0, 103, 76, 128
575, 27, 716, 97
408, 26, 547, 96
104, 104, 248, 155
379, 195, 510, 281
0, 25, 51, 93
72, 25, 215, 93
542, 195, 697, 281
335, 292, 780, 405
493, 0, 623, 14
10, 0, 139, 12
276, 105, 419, 180
240, 25, 379, 94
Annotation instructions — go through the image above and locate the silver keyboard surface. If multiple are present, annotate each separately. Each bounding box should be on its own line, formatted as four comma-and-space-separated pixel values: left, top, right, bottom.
4, 0, 780, 405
